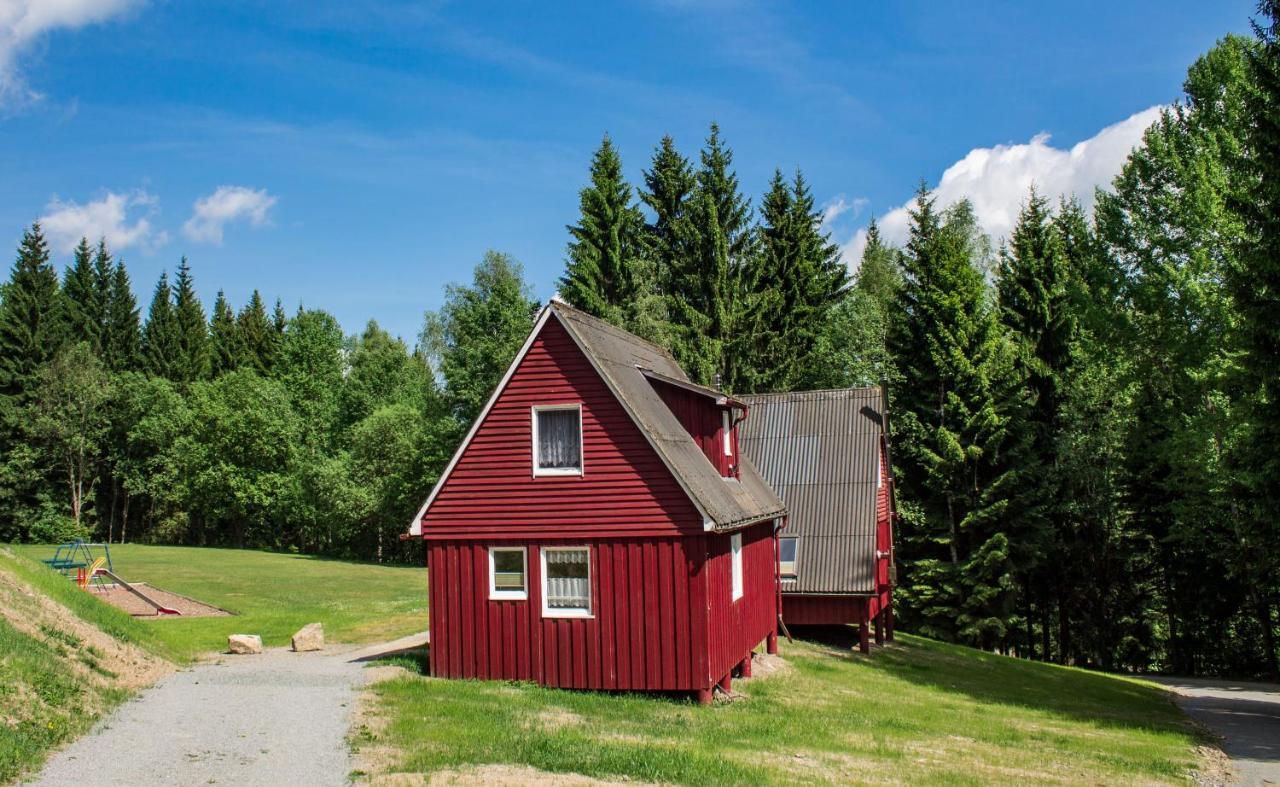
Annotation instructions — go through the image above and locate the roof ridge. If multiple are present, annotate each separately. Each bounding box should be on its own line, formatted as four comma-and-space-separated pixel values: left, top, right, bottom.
740, 386, 883, 400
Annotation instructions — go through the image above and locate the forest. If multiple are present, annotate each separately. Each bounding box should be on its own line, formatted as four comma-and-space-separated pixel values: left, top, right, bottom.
2, 13, 1279, 679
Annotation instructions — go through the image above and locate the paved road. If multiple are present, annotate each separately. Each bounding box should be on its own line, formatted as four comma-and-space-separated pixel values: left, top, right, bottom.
31, 634, 427, 787
1150, 676, 1280, 786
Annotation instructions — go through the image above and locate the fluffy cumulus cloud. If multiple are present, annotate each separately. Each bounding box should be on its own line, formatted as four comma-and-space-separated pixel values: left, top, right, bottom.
39, 190, 166, 253
0, 0, 141, 104
182, 186, 278, 245
839, 106, 1165, 268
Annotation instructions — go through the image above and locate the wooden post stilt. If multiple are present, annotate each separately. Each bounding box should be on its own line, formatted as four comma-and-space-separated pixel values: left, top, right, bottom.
718, 672, 732, 693
739, 654, 753, 678
766, 632, 778, 654
874, 611, 885, 646
885, 603, 895, 642
696, 687, 713, 705
858, 604, 871, 654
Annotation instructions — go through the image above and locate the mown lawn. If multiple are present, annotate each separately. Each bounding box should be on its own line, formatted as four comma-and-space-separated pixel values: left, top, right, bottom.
357, 632, 1204, 785
10, 544, 427, 660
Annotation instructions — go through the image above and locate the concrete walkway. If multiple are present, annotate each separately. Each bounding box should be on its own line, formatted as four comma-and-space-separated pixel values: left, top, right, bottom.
31, 633, 428, 787
1150, 676, 1280, 786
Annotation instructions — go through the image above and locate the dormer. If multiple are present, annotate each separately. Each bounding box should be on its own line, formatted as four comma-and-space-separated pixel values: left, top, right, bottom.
642, 369, 745, 479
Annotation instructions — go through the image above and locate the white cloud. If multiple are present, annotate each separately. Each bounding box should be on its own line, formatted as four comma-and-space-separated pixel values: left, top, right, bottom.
39, 190, 166, 253
182, 186, 278, 245
839, 106, 1164, 268
0, 0, 141, 105
820, 195, 867, 230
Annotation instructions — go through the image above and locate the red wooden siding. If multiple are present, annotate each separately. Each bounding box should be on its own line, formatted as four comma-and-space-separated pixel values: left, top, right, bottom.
651, 379, 735, 477
783, 594, 865, 625
703, 521, 778, 682
428, 537, 712, 690
876, 439, 892, 591
423, 318, 703, 539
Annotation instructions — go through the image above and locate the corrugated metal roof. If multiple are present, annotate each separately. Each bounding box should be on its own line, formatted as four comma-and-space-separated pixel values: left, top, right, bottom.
551, 303, 787, 531
738, 388, 885, 594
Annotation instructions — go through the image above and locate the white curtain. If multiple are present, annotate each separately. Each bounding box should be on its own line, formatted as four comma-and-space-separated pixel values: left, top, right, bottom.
545, 549, 589, 608
537, 409, 581, 469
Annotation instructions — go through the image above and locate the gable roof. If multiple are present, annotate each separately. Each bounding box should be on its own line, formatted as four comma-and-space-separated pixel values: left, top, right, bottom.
737, 387, 887, 594
408, 301, 786, 536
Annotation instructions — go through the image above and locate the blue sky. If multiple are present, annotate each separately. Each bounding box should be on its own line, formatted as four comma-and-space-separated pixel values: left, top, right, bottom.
0, 1, 1255, 341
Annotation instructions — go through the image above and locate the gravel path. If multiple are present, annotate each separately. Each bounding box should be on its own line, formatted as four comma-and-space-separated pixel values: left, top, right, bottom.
1150, 676, 1280, 786
31, 634, 427, 787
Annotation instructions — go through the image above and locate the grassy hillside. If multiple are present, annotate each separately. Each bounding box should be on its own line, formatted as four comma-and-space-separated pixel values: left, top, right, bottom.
356, 633, 1206, 785
0, 548, 172, 783
11, 544, 427, 660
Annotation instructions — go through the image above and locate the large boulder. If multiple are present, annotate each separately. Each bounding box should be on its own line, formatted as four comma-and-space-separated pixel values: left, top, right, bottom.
228, 634, 263, 655
291, 622, 324, 652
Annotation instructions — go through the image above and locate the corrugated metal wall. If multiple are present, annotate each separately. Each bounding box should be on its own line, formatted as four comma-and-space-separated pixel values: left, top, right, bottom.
424, 318, 704, 539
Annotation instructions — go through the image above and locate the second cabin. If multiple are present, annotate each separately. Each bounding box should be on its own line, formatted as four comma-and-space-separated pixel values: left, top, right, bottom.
408, 301, 786, 703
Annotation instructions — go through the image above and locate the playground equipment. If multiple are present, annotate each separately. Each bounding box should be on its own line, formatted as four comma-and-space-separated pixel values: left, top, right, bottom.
45, 540, 180, 616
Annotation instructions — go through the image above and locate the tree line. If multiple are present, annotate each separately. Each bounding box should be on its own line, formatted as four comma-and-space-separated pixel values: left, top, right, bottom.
2, 6, 1277, 678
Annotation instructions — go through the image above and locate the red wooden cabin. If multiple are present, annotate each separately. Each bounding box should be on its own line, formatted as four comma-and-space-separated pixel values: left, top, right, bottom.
738, 388, 896, 653
408, 301, 787, 702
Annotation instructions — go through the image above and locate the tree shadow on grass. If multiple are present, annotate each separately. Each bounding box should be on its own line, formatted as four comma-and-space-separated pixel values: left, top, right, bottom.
791, 625, 1201, 739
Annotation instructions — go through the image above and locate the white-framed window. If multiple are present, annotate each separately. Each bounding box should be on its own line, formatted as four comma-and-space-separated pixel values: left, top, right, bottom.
722, 410, 732, 456
730, 532, 743, 600
532, 404, 583, 476
541, 546, 592, 618
488, 547, 527, 600
779, 537, 798, 579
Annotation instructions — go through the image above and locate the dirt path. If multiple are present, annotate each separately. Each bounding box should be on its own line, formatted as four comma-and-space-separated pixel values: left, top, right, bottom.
1150, 676, 1280, 786
30, 634, 428, 787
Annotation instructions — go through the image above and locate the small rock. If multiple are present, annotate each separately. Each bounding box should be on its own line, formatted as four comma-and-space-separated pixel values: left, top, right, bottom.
291, 622, 324, 652
227, 634, 263, 654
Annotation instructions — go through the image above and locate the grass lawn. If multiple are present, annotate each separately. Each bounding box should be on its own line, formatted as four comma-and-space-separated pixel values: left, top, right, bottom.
10, 544, 427, 661
358, 632, 1204, 785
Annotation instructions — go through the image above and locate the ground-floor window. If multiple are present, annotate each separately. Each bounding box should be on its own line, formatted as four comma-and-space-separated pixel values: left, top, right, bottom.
488, 547, 527, 600
542, 546, 591, 618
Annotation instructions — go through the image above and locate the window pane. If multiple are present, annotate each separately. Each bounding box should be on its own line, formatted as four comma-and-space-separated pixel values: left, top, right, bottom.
545, 549, 589, 609
779, 538, 797, 563
492, 550, 525, 590
537, 409, 581, 470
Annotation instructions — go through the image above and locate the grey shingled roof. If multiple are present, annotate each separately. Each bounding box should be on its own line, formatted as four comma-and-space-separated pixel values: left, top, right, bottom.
737, 388, 886, 594
551, 302, 786, 531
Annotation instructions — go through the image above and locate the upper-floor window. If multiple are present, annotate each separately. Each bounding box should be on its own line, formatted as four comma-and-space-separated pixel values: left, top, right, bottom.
722, 410, 732, 457
731, 532, 744, 600
779, 537, 798, 579
532, 404, 582, 476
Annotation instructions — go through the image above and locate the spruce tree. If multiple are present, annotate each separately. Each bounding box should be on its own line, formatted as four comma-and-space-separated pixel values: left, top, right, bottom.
640, 135, 695, 293
559, 135, 646, 322
0, 223, 65, 410
209, 290, 239, 376
236, 290, 275, 374
891, 186, 1018, 648
856, 219, 903, 312
142, 272, 180, 379
62, 237, 103, 351
752, 169, 848, 392
103, 260, 141, 372
172, 257, 210, 383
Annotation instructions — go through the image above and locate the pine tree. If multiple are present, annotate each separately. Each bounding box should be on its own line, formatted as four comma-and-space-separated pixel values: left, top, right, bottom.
891, 186, 1019, 648
142, 272, 180, 379
0, 223, 65, 410
172, 257, 210, 383
236, 290, 275, 374
103, 260, 141, 372
559, 135, 646, 322
62, 237, 103, 351
209, 290, 239, 376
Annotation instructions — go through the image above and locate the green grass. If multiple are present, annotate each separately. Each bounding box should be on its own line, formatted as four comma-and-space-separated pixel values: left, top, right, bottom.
359, 633, 1203, 785
11, 544, 427, 660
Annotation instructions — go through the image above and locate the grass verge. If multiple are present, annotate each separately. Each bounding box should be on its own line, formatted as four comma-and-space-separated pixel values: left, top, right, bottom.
355, 633, 1204, 785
